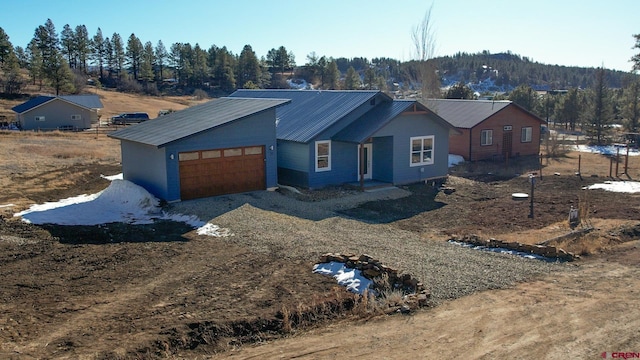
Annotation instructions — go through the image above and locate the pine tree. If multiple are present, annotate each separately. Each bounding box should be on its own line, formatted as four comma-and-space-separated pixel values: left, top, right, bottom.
325, 60, 340, 90
508, 84, 539, 112
74, 25, 90, 73
343, 66, 360, 90
622, 78, 640, 133
139, 41, 155, 83
632, 34, 640, 72
126, 33, 143, 80
60, 24, 75, 68
444, 82, 474, 99
154, 40, 167, 81
238, 44, 262, 88
91, 28, 106, 81
0, 27, 12, 65
111, 33, 125, 80
585, 67, 613, 144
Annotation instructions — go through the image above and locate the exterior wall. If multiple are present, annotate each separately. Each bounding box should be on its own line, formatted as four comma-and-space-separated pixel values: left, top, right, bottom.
276, 140, 309, 187
307, 140, 358, 189
162, 108, 278, 201
374, 113, 450, 184
372, 136, 393, 183
469, 106, 542, 161
121, 141, 168, 199
448, 129, 471, 159
19, 99, 94, 130
448, 105, 543, 161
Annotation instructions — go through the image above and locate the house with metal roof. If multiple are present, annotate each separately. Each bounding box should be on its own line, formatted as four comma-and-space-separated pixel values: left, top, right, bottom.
108, 97, 290, 201
11, 95, 103, 131
230, 90, 457, 189
423, 99, 546, 161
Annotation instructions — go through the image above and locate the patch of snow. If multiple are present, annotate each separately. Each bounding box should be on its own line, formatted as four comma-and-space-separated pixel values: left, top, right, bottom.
313, 261, 374, 294
13, 179, 230, 236
0, 203, 15, 208
101, 173, 123, 181
585, 181, 640, 193
449, 241, 555, 261
448, 154, 465, 167
196, 223, 233, 237
573, 144, 640, 156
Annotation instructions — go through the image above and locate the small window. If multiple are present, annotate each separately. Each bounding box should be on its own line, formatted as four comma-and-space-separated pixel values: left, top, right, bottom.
35, 116, 45, 122
244, 146, 263, 155
503, 125, 512, 131
178, 152, 200, 161
410, 136, 434, 166
71, 114, 82, 121
315, 140, 331, 171
224, 148, 242, 157
202, 150, 221, 159
521, 127, 532, 143
481, 130, 493, 146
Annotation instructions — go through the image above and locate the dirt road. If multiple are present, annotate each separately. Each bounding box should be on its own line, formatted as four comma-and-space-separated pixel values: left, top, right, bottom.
212, 248, 640, 360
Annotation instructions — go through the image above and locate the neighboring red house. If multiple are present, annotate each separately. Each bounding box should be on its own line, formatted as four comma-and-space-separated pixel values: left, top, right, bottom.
423, 99, 545, 161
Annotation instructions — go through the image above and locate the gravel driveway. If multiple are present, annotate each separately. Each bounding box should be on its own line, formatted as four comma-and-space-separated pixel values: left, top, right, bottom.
168, 187, 568, 304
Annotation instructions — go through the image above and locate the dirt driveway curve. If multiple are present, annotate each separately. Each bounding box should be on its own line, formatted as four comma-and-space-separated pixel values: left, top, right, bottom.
212, 249, 640, 360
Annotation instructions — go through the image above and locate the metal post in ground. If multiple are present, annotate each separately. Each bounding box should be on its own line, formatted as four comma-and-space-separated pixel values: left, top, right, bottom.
528, 174, 535, 219
616, 147, 620, 177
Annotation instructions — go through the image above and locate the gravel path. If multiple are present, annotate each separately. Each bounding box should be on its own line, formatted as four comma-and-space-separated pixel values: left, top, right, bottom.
168, 187, 568, 304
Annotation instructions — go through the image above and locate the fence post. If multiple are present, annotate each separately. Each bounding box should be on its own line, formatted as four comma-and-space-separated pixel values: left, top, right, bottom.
615, 147, 620, 177
609, 157, 613, 178
625, 146, 630, 176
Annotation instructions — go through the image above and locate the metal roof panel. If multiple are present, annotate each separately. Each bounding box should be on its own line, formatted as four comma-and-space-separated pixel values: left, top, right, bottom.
108, 97, 290, 147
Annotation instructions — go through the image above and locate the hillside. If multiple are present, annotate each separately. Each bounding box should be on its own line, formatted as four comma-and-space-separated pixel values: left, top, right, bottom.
434, 51, 634, 93
0, 85, 208, 125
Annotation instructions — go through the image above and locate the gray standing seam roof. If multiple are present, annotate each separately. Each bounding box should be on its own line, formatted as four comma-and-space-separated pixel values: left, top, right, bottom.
332, 100, 416, 143
11, 95, 103, 113
422, 99, 512, 129
108, 97, 290, 147
230, 89, 381, 143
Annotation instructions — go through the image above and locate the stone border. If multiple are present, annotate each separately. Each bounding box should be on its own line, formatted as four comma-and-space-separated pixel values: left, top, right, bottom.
450, 234, 579, 261
318, 253, 431, 308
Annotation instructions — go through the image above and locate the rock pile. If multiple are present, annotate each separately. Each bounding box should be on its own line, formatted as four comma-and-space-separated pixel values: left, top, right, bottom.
317, 253, 431, 309
450, 234, 579, 261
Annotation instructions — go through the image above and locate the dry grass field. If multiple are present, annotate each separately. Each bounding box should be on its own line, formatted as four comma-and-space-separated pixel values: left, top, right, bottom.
0, 89, 639, 359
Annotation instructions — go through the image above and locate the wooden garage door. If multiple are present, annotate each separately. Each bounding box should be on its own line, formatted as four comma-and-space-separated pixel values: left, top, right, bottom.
178, 145, 265, 200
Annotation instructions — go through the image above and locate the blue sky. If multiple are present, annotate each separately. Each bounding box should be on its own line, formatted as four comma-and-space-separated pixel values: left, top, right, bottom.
1, 0, 638, 72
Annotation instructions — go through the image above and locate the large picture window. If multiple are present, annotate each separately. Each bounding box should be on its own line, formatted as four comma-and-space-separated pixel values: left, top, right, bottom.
410, 136, 434, 166
481, 129, 493, 146
521, 127, 532, 143
315, 140, 331, 171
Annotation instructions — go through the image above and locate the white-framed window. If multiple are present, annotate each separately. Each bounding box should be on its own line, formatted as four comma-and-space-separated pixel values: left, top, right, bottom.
35, 116, 45, 122
315, 140, 331, 171
480, 129, 493, 146
410, 136, 434, 166
521, 126, 532, 143
71, 114, 82, 121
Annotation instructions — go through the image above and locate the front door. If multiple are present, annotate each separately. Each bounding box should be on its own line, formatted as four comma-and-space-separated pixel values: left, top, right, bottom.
358, 143, 373, 180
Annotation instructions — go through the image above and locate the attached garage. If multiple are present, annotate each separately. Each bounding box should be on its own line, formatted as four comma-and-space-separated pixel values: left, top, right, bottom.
178, 145, 266, 200
109, 97, 290, 202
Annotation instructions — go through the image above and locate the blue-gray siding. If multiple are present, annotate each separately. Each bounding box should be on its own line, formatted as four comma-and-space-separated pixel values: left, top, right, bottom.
121, 141, 169, 199
374, 113, 450, 183
17, 99, 96, 130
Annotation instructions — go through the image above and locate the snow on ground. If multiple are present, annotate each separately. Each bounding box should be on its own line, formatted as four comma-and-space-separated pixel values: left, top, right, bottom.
448, 154, 465, 167
14, 176, 231, 237
585, 181, 640, 193
313, 261, 374, 294
573, 144, 640, 156
448, 241, 558, 262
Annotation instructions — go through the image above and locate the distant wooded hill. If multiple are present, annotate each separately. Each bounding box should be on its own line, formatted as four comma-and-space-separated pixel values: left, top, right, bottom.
432, 51, 632, 93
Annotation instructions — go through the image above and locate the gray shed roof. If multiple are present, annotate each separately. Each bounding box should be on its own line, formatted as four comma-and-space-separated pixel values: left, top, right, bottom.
230, 89, 383, 143
108, 97, 290, 147
11, 95, 103, 113
332, 100, 416, 143
421, 99, 513, 129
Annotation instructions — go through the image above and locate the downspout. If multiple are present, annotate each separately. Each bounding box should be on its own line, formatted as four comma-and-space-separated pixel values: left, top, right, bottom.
468, 127, 473, 161
359, 142, 364, 190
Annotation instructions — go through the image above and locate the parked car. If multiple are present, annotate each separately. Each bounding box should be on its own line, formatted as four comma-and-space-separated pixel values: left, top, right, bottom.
111, 112, 149, 125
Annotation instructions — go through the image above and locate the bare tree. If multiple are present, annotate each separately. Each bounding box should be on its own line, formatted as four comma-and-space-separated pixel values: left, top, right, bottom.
410, 4, 441, 99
